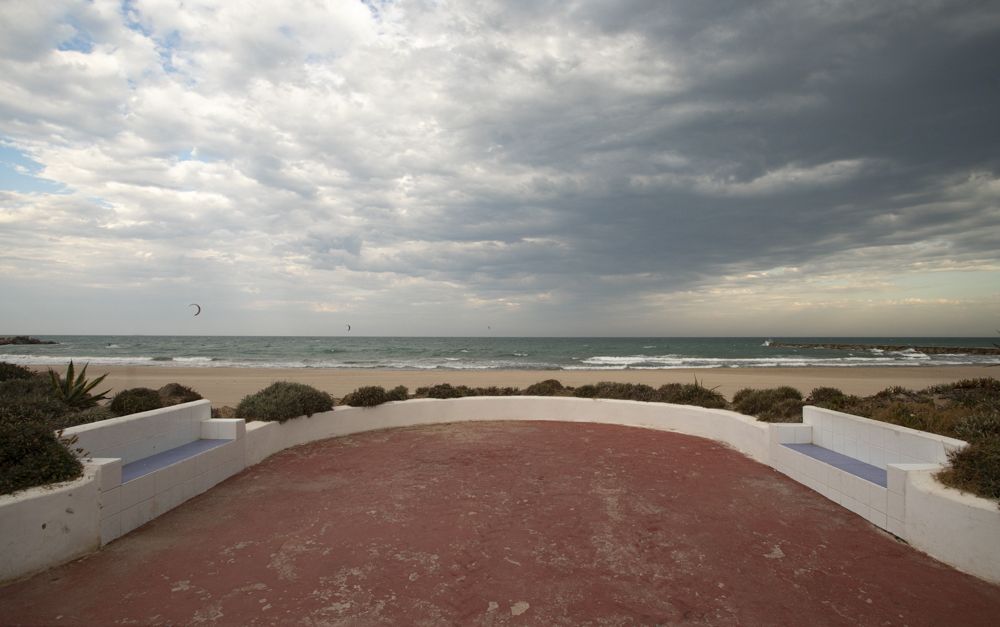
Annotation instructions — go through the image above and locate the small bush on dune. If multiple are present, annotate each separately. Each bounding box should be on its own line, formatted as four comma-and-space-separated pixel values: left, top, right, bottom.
110, 387, 164, 416
50, 406, 115, 430
657, 382, 727, 409
235, 381, 333, 422
925, 378, 1000, 410
386, 385, 409, 402
938, 439, 1000, 504
869, 402, 970, 437
953, 414, 1000, 443
158, 383, 203, 406
587, 382, 660, 402
733, 386, 804, 422
573, 384, 600, 398
0, 417, 83, 496
476, 385, 521, 396
806, 387, 866, 414
415, 383, 478, 399
0, 362, 34, 382
342, 386, 391, 407
523, 379, 565, 396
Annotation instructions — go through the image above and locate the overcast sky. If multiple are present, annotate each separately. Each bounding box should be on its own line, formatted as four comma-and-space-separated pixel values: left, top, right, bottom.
1, 0, 998, 336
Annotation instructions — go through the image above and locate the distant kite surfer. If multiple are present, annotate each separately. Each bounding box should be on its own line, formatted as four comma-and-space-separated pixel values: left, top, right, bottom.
190, 303, 202, 316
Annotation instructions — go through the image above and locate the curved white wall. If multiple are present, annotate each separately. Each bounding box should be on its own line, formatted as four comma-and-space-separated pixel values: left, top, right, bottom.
244, 397, 770, 467
4, 397, 998, 587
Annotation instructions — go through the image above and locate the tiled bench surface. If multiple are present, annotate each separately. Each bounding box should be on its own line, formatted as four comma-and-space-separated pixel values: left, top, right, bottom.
121, 439, 232, 483
783, 443, 887, 487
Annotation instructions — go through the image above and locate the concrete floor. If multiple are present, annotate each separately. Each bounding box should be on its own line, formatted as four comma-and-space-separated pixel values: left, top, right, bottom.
2, 421, 999, 625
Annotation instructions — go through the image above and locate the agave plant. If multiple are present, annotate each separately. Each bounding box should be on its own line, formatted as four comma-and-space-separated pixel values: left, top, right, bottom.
48, 361, 110, 409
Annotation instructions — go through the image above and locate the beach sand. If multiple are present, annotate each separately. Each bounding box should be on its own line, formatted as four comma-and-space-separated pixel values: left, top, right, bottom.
39, 364, 998, 407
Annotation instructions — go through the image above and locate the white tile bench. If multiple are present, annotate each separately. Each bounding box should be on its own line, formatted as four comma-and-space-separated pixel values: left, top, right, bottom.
769, 406, 966, 535
62, 400, 246, 544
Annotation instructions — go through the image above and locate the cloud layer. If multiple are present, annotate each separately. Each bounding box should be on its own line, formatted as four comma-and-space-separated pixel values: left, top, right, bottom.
1, 0, 998, 335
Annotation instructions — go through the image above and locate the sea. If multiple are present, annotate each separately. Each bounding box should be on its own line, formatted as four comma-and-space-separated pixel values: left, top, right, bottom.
2, 336, 998, 370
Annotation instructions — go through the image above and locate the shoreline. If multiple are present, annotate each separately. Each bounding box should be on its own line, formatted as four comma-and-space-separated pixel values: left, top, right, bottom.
37, 364, 998, 407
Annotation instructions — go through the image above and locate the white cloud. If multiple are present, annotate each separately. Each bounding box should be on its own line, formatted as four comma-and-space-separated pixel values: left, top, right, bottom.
0, 0, 998, 335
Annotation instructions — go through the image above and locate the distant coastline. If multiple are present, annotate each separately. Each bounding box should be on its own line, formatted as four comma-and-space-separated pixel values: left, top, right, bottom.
0, 336, 56, 346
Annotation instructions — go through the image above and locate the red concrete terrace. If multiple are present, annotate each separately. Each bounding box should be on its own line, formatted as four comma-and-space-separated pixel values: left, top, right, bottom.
2, 421, 999, 625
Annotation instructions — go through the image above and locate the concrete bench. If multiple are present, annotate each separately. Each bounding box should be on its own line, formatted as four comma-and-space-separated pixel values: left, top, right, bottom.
769, 406, 966, 536
62, 401, 246, 544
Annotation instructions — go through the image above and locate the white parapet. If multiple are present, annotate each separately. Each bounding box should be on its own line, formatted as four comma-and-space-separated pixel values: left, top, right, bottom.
243, 397, 771, 467
0, 468, 101, 582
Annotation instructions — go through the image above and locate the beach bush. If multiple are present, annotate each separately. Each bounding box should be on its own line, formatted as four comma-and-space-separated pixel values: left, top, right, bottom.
656, 382, 727, 409
387, 385, 409, 401
415, 383, 479, 399
524, 379, 565, 396
938, 439, 1000, 505
235, 381, 333, 422
342, 385, 392, 407
869, 402, 969, 437
158, 383, 203, 406
925, 378, 1000, 409
0, 362, 34, 382
0, 417, 83, 496
733, 387, 804, 422
47, 361, 110, 409
573, 384, 600, 398
953, 413, 1000, 443
110, 387, 164, 416
50, 406, 115, 430
805, 387, 861, 413
587, 382, 660, 402
476, 385, 521, 396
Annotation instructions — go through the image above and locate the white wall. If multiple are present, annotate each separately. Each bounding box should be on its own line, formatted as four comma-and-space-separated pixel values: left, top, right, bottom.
244, 397, 771, 467
4, 397, 998, 587
63, 400, 212, 464
0, 469, 100, 582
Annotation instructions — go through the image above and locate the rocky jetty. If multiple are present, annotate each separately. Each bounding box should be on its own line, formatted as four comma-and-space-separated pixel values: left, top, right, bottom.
0, 335, 57, 346
767, 341, 1000, 355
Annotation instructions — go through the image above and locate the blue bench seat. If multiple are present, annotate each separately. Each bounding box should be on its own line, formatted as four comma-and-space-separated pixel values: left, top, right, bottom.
782, 443, 887, 487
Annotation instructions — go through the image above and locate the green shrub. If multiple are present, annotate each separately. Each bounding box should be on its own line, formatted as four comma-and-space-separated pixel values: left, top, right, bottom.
925, 378, 1000, 410
476, 386, 521, 396
386, 385, 409, 401
524, 379, 565, 396
869, 402, 969, 436
415, 383, 478, 399
732, 386, 802, 412
657, 382, 727, 409
47, 361, 110, 409
235, 381, 333, 422
51, 406, 115, 430
573, 384, 599, 398
0, 418, 83, 496
586, 382, 660, 402
342, 385, 391, 407
158, 383, 203, 406
953, 414, 1000, 443
938, 439, 1000, 505
0, 362, 34, 382
110, 387, 164, 416
733, 386, 804, 422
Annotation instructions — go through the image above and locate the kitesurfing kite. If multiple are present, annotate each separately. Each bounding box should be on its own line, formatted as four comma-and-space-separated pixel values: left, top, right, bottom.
346, 324, 351, 332
189, 303, 202, 316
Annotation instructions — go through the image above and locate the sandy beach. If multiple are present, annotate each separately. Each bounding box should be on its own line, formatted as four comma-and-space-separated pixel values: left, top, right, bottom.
38, 364, 997, 408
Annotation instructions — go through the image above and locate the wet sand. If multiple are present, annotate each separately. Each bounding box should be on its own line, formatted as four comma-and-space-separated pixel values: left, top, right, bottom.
38, 364, 998, 407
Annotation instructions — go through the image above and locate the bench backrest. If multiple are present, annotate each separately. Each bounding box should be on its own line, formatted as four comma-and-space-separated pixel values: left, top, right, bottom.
803, 406, 965, 469
62, 400, 212, 464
